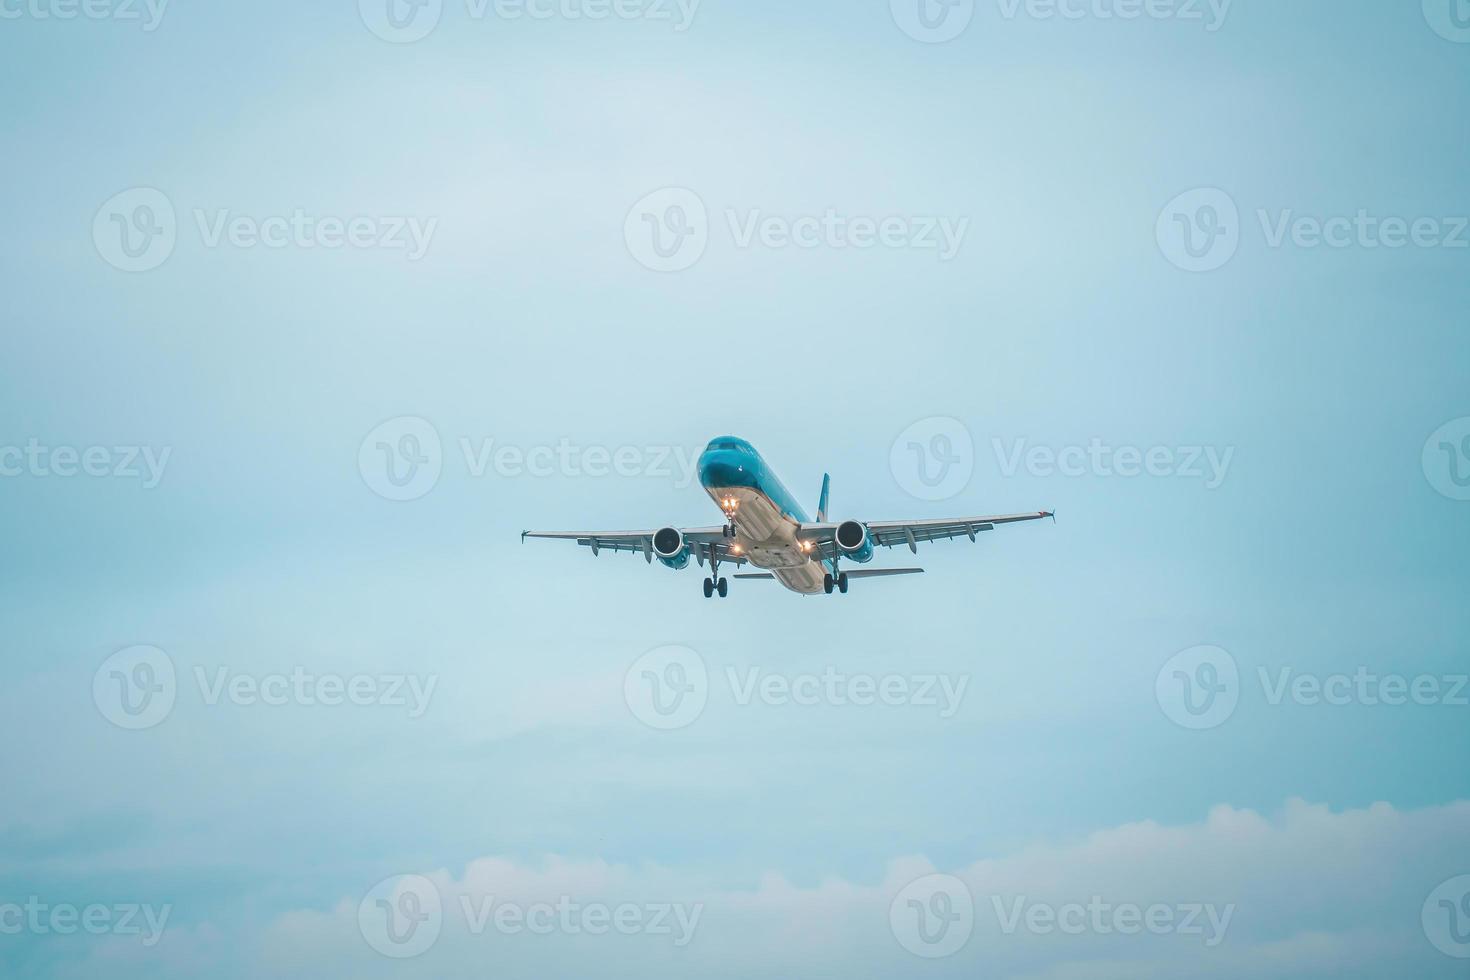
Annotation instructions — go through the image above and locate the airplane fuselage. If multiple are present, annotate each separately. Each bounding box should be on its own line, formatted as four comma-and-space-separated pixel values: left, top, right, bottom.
698, 438, 828, 595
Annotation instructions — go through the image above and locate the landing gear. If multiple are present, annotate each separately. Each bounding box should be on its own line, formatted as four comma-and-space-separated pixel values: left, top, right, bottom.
823, 573, 834, 595
703, 545, 730, 599
837, 571, 849, 594
722, 522, 737, 538
824, 567, 850, 596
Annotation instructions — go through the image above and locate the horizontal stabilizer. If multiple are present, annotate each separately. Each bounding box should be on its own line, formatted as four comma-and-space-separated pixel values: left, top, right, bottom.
734, 573, 776, 580
845, 568, 924, 578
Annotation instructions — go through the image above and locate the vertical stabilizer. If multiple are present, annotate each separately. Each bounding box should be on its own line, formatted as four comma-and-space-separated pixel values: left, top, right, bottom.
816, 473, 831, 522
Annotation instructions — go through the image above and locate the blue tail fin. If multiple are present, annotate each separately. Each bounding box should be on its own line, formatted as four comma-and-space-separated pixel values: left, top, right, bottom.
816, 473, 830, 522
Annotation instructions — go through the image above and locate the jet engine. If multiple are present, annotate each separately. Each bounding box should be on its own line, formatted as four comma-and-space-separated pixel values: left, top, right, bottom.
835, 520, 874, 563
652, 526, 691, 570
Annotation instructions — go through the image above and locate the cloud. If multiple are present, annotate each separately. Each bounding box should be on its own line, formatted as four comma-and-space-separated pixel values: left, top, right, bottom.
53, 797, 1464, 979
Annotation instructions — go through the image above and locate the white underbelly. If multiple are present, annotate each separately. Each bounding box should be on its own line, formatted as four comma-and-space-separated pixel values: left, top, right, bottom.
705, 485, 826, 593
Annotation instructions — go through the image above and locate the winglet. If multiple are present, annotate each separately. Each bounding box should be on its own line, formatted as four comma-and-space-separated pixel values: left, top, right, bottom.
521, 530, 528, 542
1047, 509, 1057, 524
816, 473, 831, 522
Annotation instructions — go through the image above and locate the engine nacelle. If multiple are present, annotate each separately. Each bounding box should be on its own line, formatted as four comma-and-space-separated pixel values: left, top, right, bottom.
835, 520, 874, 564
652, 526, 691, 570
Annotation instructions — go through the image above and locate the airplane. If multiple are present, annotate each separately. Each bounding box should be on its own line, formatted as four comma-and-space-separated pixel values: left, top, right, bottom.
522, 436, 1054, 598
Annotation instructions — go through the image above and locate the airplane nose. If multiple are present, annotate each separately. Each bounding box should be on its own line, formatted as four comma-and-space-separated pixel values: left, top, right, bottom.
698, 450, 756, 490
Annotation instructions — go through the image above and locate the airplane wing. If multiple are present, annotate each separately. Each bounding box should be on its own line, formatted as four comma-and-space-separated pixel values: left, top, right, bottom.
521, 527, 750, 567
797, 511, 1054, 558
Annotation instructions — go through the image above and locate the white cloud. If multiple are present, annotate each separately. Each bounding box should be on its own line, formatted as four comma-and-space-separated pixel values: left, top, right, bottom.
61, 798, 1470, 979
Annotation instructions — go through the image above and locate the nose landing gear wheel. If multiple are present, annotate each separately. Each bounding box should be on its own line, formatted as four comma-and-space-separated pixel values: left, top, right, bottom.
716, 578, 728, 598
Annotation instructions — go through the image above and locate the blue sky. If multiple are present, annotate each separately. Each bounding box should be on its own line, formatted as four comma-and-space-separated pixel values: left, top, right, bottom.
2, 1, 1469, 977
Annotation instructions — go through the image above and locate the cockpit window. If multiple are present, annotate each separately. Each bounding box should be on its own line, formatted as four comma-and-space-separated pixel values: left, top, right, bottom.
707, 437, 754, 454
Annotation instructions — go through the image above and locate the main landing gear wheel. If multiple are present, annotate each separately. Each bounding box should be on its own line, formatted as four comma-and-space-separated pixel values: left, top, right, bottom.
703, 577, 714, 598
717, 578, 728, 598
823, 573, 835, 595
837, 572, 849, 594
